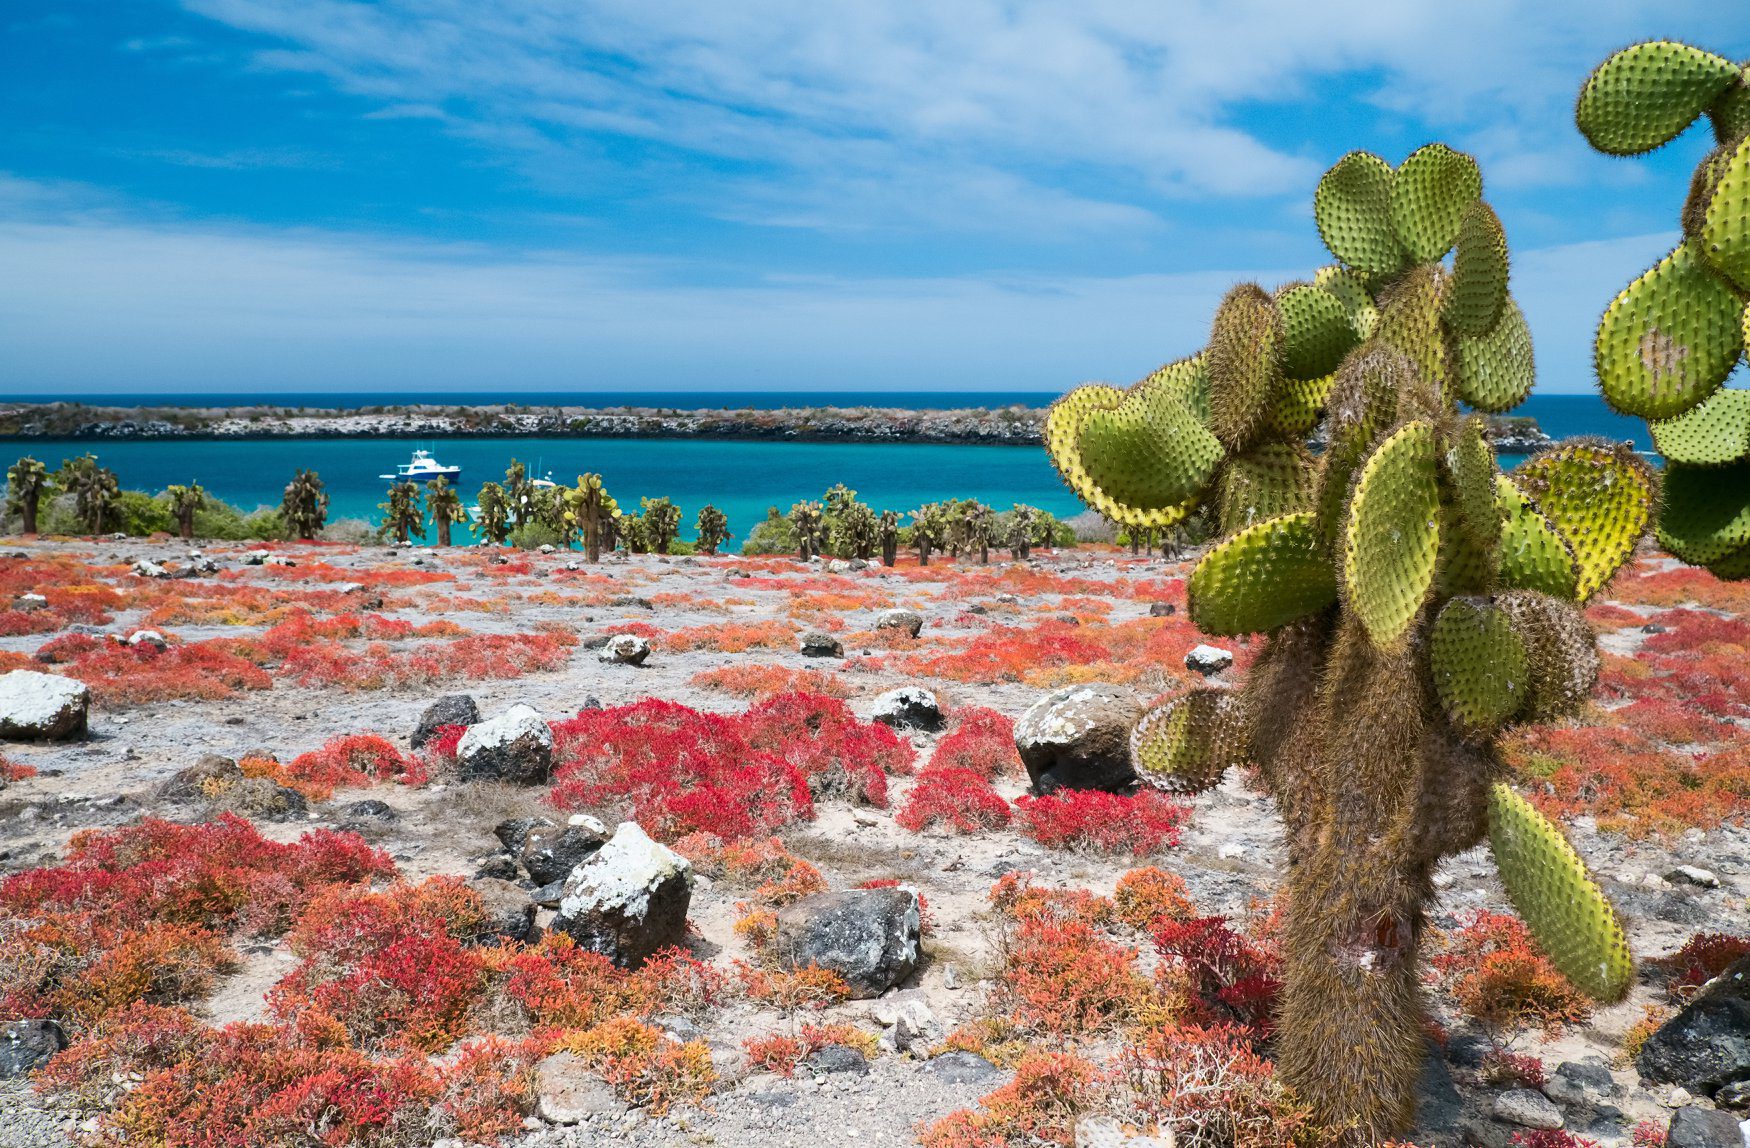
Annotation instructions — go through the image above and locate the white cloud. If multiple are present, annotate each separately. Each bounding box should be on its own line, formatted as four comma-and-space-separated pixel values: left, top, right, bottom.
0, 176, 1676, 395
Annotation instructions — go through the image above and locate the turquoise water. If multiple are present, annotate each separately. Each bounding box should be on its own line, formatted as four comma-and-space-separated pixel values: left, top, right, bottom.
10, 394, 1652, 545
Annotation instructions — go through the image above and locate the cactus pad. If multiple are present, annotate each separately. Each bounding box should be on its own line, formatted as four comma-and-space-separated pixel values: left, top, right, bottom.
1497, 591, 1601, 721
1699, 134, 1750, 291
1651, 386, 1750, 464
1512, 442, 1654, 601
1495, 477, 1580, 600
1216, 442, 1315, 535
1656, 459, 1750, 565
1130, 687, 1248, 794
1390, 143, 1483, 263
1713, 70, 1750, 147
1595, 241, 1745, 421
1447, 417, 1501, 549
1488, 784, 1633, 1001
1342, 421, 1441, 648
1044, 383, 1206, 529
1430, 597, 1529, 733
1077, 385, 1225, 512
1189, 511, 1337, 636
1267, 372, 1338, 440
1445, 201, 1510, 338
1315, 265, 1381, 341
1576, 40, 1740, 156
1454, 296, 1535, 413
1278, 282, 1359, 380
1206, 285, 1285, 451
1315, 152, 1404, 274
1375, 267, 1450, 398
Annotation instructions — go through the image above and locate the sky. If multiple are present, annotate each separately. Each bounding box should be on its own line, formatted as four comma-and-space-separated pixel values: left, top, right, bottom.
1, 1, 1746, 396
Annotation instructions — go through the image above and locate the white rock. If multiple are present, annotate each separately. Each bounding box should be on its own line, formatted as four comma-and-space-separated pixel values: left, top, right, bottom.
1184, 644, 1234, 676
597, 633, 651, 666
456, 704, 555, 785
126, 630, 167, 649
14, 593, 47, 612
0, 670, 90, 741
553, 822, 693, 967
1667, 865, 1721, 889
131, 560, 168, 579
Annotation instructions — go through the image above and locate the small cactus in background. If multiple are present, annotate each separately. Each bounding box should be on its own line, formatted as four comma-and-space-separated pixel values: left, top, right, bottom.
56, 454, 119, 535
1578, 40, 1750, 580
560, 474, 618, 562
379, 480, 424, 545
165, 483, 206, 541
474, 481, 511, 546
788, 500, 825, 560
695, 504, 731, 555
910, 501, 950, 565
950, 499, 997, 563
6, 457, 49, 535
1005, 503, 1044, 559
1044, 144, 1654, 1141
640, 496, 682, 554
425, 480, 466, 547
877, 509, 901, 567
281, 469, 328, 540
504, 460, 532, 530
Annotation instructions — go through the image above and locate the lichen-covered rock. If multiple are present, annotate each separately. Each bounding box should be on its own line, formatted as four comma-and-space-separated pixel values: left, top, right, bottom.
1638, 954, 1750, 1098
1014, 683, 1141, 794
411, 693, 480, 749
1492, 1088, 1562, 1130
0, 670, 89, 741
773, 887, 921, 999
535, 1051, 626, 1125
1, 1019, 66, 1078
552, 822, 692, 968
799, 631, 843, 658
457, 704, 554, 785
874, 608, 924, 638
1184, 643, 1235, 676
597, 634, 650, 666
1665, 1105, 1744, 1148
870, 687, 943, 732
521, 821, 608, 886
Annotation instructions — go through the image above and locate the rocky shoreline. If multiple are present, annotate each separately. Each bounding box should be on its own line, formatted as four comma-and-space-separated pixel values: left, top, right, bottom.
0, 401, 1555, 452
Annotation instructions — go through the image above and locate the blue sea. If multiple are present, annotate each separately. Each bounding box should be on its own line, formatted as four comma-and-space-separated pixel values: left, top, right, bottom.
9, 393, 1649, 544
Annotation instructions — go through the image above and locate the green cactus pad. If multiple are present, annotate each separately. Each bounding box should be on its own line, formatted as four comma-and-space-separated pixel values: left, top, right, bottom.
1390, 143, 1483, 263
1495, 476, 1580, 600
1488, 783, 1633, 1001
1653, 387, 1750, 464
1707, 540, 1750, 579
1077, 386, 1225, 513
1444, 201, 1510, 338
1576, 40, 1740, 156
1314, 265, 1381, 341
1700, 134, 1750, 292
1713, 71, 1750, 147
1316, 348, 1418, 542
1278, 282, 1359, 381
1206, 285, 1286, 452
1512, 442, 1655, 601
1188, 511, 1338, 636
1341, 420, 1441, 648
1430, 597, 1529, 733
1447, 417, 1501, 549
1314, 152, 1404, 274
1595, 241, 1745, 421
1375, 267, 1450, 398
1436, 502, 1500, 598
1216, 442, 1316, 536
1130, 687, 1248, 795
1136, 353, 1212, 421
1656, 459, 1750, 565
1044, 383, 1206, 529
1267, 372, 1337, 440
1497, 590, 1601, 720
1454, 296, 1536, 413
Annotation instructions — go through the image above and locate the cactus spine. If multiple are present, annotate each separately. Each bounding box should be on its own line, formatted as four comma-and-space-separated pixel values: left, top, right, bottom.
1579, 40, 1750, 581
1043, 144, 1653, 1142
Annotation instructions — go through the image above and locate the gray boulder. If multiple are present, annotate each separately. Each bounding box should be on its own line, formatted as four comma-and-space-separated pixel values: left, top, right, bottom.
1184, 644, 1234, 676
467, 877, 536, 944
1, 1019, 66, 1078
874, 609, 924, 638
552, 822, 692, 968
411, 694, 480, 749
597, 634, 650, 666
773, 887, 921, 1000
870, 687, 943, 732
1666, 1106, 1745, 1148
1492, 1088, 1562, 1130
1014, 683, 1141, 794
799, 631, 843, 658
0, 670, 89, 741
456, 704, 554, 785
1638, 955, 1750, 1098
522, 820, 608, 886
535, 1051, 626, 1124
494, 815, 557, 854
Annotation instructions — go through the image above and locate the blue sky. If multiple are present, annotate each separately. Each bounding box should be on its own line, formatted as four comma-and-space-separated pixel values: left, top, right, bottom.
0, 1, 1745, 395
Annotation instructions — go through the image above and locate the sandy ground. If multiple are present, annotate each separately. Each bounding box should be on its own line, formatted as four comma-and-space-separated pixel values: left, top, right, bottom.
1, 536, 1746, 1147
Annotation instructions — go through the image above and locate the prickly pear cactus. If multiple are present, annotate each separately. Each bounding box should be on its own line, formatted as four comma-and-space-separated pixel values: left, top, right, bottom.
1580, 40, 1750, 579
1043, 144, 1654, 1143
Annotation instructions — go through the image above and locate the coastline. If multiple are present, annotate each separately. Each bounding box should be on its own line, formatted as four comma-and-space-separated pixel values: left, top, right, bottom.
0, 401, 1555, 452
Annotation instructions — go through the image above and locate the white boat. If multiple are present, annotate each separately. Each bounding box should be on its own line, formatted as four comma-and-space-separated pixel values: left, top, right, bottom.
379, 450, 462, 484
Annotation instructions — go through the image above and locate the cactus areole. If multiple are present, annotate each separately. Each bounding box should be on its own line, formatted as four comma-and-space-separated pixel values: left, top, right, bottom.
1043, 144, 1653, 1141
